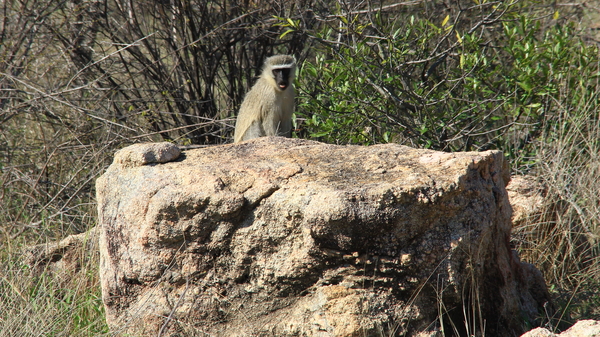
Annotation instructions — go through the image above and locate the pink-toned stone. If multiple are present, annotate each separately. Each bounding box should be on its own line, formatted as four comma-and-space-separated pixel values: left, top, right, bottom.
97, 137, 550, 336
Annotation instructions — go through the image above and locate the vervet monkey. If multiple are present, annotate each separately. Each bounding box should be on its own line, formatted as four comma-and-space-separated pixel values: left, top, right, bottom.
233, 55, 296, 143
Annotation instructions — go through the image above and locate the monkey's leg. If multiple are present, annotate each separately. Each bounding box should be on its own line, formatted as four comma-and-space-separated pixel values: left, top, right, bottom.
241, 120, 266, 141
277, 118, 292, 138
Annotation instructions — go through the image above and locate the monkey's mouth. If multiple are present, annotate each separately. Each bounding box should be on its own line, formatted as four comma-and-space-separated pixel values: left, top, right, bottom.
278, 84, 288, 90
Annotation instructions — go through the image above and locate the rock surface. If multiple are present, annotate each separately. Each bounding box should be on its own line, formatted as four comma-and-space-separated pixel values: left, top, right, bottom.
97, 137, 551, 336
113, 141, 181, 167
506, 175, 545, 226
521, 320, 600, 337
24, 226, 99, 276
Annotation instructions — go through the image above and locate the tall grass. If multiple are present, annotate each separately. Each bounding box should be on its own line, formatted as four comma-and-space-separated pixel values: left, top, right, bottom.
0, 112, 111, 335
512, 61, 600, 328
0, 237, 108, 336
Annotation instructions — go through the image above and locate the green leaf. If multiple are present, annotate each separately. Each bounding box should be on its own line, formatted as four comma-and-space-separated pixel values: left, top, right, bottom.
518, 81, 533, 92
280, 29, 294, 39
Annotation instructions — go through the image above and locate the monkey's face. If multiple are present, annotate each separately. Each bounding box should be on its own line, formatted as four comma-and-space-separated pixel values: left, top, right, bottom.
272, 68, 292, 91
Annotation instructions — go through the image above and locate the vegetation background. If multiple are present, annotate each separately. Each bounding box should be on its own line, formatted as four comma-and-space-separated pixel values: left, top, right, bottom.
1, 0, 599, 335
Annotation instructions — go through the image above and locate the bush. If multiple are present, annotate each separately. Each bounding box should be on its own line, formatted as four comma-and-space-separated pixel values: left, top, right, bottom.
292, 3, 600, 173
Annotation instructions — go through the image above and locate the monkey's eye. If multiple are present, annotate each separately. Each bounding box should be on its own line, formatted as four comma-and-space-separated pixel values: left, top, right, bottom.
272, 69, 291, 78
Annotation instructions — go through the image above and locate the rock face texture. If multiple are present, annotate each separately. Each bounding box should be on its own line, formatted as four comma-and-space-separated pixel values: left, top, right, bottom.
24, 226, 99, 276
97, 138, 551, 336
506, 175, 545, 227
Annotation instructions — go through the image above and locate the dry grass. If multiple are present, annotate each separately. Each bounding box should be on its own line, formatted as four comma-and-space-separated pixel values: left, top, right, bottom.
512, 84, 600, 330
0, 238, 108, 336
0, 111, 112, 336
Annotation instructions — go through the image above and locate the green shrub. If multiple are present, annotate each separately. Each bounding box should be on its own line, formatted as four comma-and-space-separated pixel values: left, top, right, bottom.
291, 5, 599, 172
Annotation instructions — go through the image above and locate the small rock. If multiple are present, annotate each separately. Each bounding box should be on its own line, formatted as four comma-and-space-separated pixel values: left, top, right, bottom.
507, 175, 545, 226
113, 142, 180, 167
24, 226, 99, 275
521, 320, 600, 337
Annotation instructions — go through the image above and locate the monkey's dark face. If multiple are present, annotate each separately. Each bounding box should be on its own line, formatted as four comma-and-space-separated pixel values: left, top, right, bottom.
272, 68, 291, 91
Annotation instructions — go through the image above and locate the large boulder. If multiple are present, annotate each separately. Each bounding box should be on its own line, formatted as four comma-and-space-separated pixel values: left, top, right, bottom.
96, 137, 551, 336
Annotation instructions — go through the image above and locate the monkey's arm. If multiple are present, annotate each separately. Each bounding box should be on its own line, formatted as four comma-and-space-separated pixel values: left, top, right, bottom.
239, 120, 265, 142
233, 89, 265, 143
